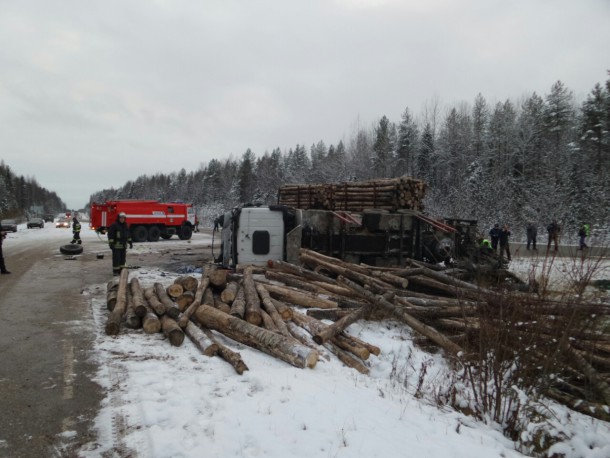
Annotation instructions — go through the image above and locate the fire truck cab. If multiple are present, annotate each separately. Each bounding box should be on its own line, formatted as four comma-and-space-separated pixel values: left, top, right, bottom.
90, 200, 196, 242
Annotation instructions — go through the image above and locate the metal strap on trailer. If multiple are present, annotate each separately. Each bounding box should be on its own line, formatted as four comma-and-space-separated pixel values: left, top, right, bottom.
415, 214, 457, 233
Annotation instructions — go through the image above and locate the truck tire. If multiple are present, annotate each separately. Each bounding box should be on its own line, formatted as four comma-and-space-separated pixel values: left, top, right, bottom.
160, 233, 172, 240
148, 225, 161, 242
178, 225, 193, 240
60, 244, 83, 255
132, 225, 148, 243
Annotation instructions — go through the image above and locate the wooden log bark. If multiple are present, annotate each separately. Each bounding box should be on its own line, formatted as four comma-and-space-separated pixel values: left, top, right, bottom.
338, 276, 463, 356
214, 296, 232, 315
141, 302, 161, 334
195, 305, 318, 369
106, 290, 118, 312
229, 287, 246, 319
306, 308, 352, 321
260, 309, 279, 332
220, 281, 239, 304
331, 334, 370, 360
154, 282, 181, 319
312, 303, 373, 345
123, 290, 142, 329
105, 269, 130, 336
144, 286, 166, 316
256, 283, 291, 337
184, 322, 219, 356
160, 315, 185, 347
568, 346, 610, 406
263, 283, 338, 309
129, 277, 148, 318
201, 328, 249, 375
177, 276, 210, 328
243, 266, 263, 325
325, 342, 369, 374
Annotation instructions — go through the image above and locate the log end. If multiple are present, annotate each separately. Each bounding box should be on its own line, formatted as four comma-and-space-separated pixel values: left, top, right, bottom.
305, 350, 319, 369
105, 321, 120, 336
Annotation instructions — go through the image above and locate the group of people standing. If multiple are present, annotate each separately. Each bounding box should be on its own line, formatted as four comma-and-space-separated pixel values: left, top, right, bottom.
484, 219, 591, 259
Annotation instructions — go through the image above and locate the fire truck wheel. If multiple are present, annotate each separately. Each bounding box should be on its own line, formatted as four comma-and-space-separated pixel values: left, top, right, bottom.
160, 233, 172, 240
178, 225, 193, 240
60, 244, 84, 255
148, 225, 161, 242
132, 225, 148, 243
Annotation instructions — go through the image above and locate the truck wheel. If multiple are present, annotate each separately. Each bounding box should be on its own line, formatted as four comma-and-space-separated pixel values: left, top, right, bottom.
131, 225, 148, 243
178, 225, 193, 240
160, 233, 172, 240
148, 225, 161, 242
60, 244, 83, 255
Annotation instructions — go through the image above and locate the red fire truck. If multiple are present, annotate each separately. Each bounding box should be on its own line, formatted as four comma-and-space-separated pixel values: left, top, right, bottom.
89, 200, 197, 242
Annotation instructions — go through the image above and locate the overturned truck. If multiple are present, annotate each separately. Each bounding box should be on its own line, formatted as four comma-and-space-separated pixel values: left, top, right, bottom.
218, 177, 480, 269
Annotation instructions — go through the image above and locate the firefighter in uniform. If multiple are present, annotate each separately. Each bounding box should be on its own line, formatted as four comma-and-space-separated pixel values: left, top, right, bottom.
108, 212, 132, 276
71, 215, 82, 244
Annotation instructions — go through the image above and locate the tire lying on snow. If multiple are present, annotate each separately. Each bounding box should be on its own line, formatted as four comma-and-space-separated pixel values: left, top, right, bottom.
60, 244, 84, 255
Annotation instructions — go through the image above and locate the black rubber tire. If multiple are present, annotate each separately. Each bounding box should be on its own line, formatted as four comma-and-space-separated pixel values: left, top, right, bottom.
160, 233, 172, 240
178, 225, 193, 240
148, 225, 161, 242
131, 225, 148, 243
60, 244, 83, 255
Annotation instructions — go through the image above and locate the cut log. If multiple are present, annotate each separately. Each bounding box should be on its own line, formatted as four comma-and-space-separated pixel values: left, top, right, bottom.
312, 303, 373, 345
174, 275, 199, 293
106, 290, 118, 312
220, 281, 239, 304
175, 291, 195, 311
243, 266, 263, 325
105, 269, 130, 336
209, 268, 228, 290
184, 322, 219, 356
201, 328, 249, 375
338, 276, 463, 356
160, 315, 185, 347
129, 277, 148, 318
123, 290, 142, 329
325, 342, 369, 374
271, 298, 292, 320
331, 334, 370, 360
306, 308, 352, 321
177, 276, 210, 329
213, 296, 232, 315
260, 308, 279, 332
144, 286, 166, 316
263, 283, 338, 309
256, 283, 291, 337
141, 302, 161, 334
230, 287, 246, 319
166, 283, 184, 299
195, 305, 318, 369
154, 282, 181, 319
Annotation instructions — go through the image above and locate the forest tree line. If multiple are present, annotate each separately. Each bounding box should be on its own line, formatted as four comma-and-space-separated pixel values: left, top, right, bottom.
0, 161, 66, 220
80, 72, 606, 241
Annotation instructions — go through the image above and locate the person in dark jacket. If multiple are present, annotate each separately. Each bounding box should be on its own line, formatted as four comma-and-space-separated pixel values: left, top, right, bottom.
71, 215, 82, 244
526, 222, 537, 250
0, 231, 10, 274
578, 223, 590, 250
499, 224, 511, 261
489, 224, 501, 253
547, 220, 561, 252
108, 212, 132, 276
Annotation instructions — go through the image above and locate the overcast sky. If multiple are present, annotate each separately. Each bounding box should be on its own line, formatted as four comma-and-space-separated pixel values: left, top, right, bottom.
1, 0, 609, 210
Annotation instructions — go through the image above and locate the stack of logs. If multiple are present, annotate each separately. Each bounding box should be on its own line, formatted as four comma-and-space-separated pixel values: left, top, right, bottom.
104, 248, 610, 422
277, 176, 427, 212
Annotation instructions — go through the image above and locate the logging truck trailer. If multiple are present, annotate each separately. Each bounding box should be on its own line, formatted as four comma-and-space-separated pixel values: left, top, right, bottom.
218, 205, 478, 268
89, 200, 197, 243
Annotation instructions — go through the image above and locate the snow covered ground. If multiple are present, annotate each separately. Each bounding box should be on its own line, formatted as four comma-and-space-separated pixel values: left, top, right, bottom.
4, 223, 610, 457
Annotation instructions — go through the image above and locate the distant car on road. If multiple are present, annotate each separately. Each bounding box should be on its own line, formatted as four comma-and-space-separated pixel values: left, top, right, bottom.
27, 218, 45, 229
43, 214, 55, 223
56, 217, 70, 228
1, 219, 18, 232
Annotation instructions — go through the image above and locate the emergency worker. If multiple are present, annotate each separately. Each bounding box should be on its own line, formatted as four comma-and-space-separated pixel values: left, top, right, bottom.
108, 212, 132, 276
71, 215, 82, 244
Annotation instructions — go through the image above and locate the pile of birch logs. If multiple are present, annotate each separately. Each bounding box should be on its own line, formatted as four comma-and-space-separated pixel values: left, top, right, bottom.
104, 248, 610, 422
277, 176, 427, 212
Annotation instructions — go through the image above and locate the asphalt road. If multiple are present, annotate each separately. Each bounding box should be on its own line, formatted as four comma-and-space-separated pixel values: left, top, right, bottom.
0, 236, 108, 457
